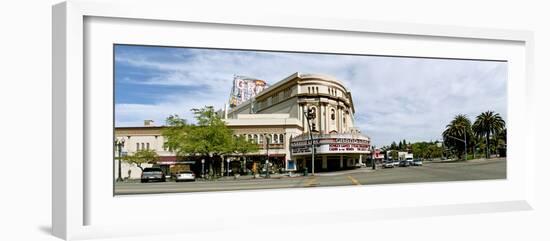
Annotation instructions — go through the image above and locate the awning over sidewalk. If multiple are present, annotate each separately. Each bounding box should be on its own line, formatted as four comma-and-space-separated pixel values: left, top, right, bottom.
156, 156, 195, 165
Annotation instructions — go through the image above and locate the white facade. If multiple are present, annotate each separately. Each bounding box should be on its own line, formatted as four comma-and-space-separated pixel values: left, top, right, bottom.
114, 125, 177, 179
222, 72, 371, 172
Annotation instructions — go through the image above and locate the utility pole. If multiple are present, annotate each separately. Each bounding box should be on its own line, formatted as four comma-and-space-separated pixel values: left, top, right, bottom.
303, 107, 316, 176
446, 126, 468, 161
265, 134, 270, 178
464, 126, 467, 161
372, 145, 376, 170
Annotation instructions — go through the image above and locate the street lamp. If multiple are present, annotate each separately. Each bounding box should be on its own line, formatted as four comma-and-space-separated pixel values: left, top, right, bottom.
115, 137, 125, 182
264, 134, 270, 178
227, 158, 231, 177
303, 107, 316, 176
201, 159, 205, 179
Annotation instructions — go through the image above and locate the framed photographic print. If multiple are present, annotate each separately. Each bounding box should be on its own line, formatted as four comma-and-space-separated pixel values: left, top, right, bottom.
53, 0, 535, 240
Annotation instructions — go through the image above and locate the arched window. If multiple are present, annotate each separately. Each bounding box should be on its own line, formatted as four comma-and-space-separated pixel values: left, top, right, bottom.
253, 134, 258, 143
259, 134, 264, 144
146, 143, 150, 150
273, 134, 278, 144
279, 134, 284, 144
136, 143, 140, 151
331, 109, 335, 121
141, 143, 145, 150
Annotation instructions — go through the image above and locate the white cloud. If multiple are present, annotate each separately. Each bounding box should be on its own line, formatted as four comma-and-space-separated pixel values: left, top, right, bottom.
115, 47, 507, 146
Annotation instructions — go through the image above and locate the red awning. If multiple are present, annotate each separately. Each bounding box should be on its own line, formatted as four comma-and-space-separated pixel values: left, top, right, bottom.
267, 154, 286, 157
157, 156, 178, 165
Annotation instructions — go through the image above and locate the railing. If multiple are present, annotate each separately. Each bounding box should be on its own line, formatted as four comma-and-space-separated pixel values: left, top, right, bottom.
256, 143, 285, 149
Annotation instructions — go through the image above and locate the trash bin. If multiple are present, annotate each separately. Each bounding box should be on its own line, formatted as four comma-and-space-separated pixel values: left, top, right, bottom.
303, 167, 308, 176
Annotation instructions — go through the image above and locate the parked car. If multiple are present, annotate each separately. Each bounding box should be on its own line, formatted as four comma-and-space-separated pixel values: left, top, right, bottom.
398, 160, 410, 167
392, 160, 400, 167
412, 159, 423, 166
141, 167, 166, 183
173, 171, 196, 182
383, 160, 394, 168
406, 157, 414, 165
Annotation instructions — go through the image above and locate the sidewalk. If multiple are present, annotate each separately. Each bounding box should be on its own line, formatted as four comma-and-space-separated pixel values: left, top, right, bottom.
314, 167, 376, 177
215, 172, 305, 181
427, 157, 505, 164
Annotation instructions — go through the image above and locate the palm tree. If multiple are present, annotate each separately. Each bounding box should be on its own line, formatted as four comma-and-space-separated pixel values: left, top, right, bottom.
442, 114, 472, 160
472, 111, 506, 159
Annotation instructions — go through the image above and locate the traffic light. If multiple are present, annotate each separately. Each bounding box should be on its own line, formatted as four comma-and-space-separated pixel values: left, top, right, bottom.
307, 108, 315, 120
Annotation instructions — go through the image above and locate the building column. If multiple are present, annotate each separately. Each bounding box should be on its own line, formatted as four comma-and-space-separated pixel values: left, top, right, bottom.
323, 104, 329, 134
322, 156, 327, 169
339, 155, 344, 168
338, 107, 343, 133
319, 103, 326, 134
300, 104, 306, 132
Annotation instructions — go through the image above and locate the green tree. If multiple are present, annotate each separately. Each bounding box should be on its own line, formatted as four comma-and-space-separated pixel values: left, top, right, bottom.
123, 149, 159, 170
163, 115, 190, 157
390, 141, 398, 150
390, 151, 398, 160
232, 135, 259, 157
442, 114, 473, 160
472, 111, 506, 159
231, 135, 259, 174
427, 143, 442, 160
162, 106, 248, 177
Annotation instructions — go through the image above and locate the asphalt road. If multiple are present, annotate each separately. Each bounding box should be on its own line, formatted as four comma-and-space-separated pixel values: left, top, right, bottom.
114, 158, 506, 195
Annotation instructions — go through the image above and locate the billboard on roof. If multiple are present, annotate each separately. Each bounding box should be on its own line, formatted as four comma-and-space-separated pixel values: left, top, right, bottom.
229, 75, 269, 108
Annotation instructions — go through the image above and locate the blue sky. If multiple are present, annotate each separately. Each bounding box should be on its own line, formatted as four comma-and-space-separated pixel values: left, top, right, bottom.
114, 44, 507, 146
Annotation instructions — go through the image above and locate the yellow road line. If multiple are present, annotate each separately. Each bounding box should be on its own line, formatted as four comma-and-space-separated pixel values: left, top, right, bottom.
347, 175, 361, 185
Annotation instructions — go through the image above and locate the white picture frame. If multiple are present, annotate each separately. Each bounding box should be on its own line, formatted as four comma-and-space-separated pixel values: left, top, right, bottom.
52, 0, 535, 240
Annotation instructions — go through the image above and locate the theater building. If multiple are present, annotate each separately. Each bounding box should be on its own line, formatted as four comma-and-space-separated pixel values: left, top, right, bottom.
222, 72, 371, 173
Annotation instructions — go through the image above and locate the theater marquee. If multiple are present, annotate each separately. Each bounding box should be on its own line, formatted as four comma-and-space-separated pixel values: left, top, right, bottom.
290, 137, 371, 155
